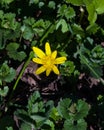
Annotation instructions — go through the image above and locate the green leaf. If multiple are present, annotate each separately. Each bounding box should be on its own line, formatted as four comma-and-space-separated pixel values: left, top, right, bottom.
4, 68, 16, 82
27, 91, 44, 114
6, 42, 26, 61
1, 12, 19, 30
0, 86, 9, 97
1, 0, 14, 4
0, 10, 4, 19
65, 0, 84, 6
65, 7, 76, 20
74, 100, 89, 120
27, 91, 54, 117
56, 19, 69, 33
57, 4, 75, 20
86, 23, 100, 34
57, 98, 72, 119
58, 98, 89, 121
15, 91, 54, 129
93, 0, 104, 14
42, 119, 55, 130
63, 119, 87, 130
83, 0, 91, 5
29, 0, 39, 5
14, 109, 34, 125
57, 4, 67, 17
80, 54, 103, 79
30, 115, 46, 122
48, 1, 56, 9
6, 127, 13, 130
22, 25, 34, 41
90, 45, 104, 65
50, 107, 61, 121
39, 2, 44, 8
60, 61, 76, 76
20, 123, 32, 130
71, 24, 84, 37
0, 62, 16, 84
86, 3, 97, 24
30, 115, 46, 129
79, 44, 104, 64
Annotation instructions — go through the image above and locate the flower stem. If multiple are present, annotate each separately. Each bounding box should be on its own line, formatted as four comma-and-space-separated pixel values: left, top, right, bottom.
8, 52, 33, 102
40, 24, 55, 45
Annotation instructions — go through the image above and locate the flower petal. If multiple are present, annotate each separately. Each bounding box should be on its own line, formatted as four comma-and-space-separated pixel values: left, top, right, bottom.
46, 68, 52, 76
52, 65, 60, 75
32, 58, 43, 64
45, 42, 51, 55
35, 66, 46, 75
32, 47, 45, 58
55, 57, 67, 64
51, 50, 57, 59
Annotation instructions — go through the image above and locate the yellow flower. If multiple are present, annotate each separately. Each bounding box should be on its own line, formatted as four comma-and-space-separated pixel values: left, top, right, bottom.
32, 42, 67, 76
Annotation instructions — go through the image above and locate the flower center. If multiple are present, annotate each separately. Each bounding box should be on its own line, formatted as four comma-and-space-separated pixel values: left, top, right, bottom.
42, 55, 55, 68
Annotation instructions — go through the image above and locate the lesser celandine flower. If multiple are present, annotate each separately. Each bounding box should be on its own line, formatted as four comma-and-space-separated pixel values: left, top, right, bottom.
32, 42, 67, 76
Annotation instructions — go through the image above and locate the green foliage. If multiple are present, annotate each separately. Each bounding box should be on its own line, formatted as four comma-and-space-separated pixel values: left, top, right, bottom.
15, 91, 54, 129
0, 11, 21, 49
93, 0, 104, 14
50, 107, 62, 121
57, 4, 75, 19
0, 62, 16, 85
86, 23, 100, 34
79, 44, 104, 83
0, 0, 104, 129
20, 123, 32, 130
80, 54, 103, 79
14, 91, 89, 130
63, 119, 87, 130
0, 115, 15, 130
56, 19, 69, 33
6, 43, 26, 61
29, 0, 39, 5
0, 13, 18, 30
71, 23, 85, 37
57, 98, 72, 119
6, 127, 13, 130
0, 86, 9, 97
58, 98, 89, 130
48, 1, 56, 9
0, 0, 14, 6
65, 0, 84, 6
85, 0, 104, 24
90, 45, 104, 65
85, 1, 97, 24
66, 0, 104, 24
58, 98, 89, 120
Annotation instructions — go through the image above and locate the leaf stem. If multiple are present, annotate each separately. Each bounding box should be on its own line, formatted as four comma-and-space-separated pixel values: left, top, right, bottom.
80, 54, 104, 85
